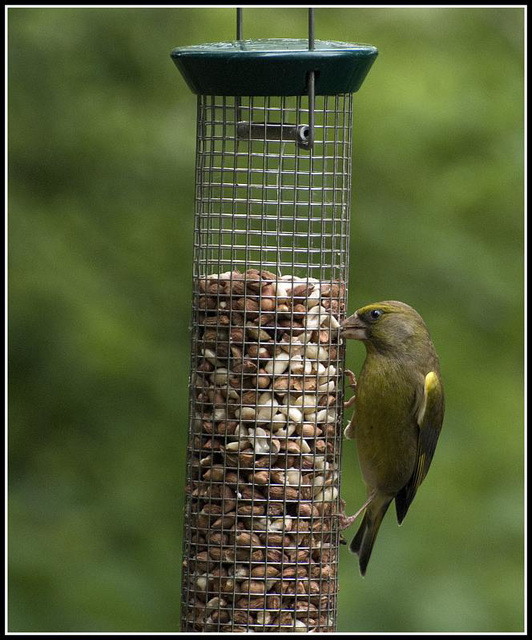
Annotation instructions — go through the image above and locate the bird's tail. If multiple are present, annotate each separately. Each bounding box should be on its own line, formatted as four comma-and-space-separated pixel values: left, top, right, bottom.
349, 494, 392, 576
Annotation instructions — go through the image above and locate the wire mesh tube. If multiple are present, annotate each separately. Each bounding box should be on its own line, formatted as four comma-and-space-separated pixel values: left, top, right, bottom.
182, 94, 353, 632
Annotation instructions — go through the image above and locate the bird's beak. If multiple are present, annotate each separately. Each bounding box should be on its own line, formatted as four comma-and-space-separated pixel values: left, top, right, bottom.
341, 312, 369, 340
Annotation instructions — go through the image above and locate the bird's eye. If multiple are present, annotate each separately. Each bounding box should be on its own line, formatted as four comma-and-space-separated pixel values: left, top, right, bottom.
370, 309, 383, 320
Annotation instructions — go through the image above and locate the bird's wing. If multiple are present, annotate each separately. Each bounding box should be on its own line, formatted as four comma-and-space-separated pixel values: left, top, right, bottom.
395, 371, 445, 524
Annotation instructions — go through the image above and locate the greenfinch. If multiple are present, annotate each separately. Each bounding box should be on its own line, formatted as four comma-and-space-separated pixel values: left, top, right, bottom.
340, 300, 445, 576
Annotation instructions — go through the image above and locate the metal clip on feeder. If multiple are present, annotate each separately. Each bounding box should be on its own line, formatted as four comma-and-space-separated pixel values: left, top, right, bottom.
171, 8, 377, 632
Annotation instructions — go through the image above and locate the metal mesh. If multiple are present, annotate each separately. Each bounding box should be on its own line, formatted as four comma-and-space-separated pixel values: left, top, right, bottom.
182, 93, 353, 632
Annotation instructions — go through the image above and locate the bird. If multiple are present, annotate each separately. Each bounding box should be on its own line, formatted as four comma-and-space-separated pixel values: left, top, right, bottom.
339, 300, 445, 576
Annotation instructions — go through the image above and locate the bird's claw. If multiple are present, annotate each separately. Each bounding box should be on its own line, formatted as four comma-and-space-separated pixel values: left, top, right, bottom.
337, 498, 359, 531
345, 369, 357, 391
344, 396, 356, 409
338, 512, 360, 531
337, 496, 374, 530
344, 369, 357, 408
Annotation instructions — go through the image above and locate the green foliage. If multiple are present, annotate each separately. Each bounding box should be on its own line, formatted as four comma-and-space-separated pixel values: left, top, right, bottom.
8, 7, 524, 632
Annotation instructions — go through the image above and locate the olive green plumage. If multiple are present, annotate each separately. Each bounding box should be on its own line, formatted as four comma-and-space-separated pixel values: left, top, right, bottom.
341, 300, 445, 576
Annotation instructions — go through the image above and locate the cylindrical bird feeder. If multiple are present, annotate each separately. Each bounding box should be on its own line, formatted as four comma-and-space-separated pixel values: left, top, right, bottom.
171, 12, 377, 632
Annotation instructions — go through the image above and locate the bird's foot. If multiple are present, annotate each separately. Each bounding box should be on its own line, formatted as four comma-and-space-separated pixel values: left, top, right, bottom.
344, 396, 356, 409
337, 493, 376, 530
337, 498, 361, 530
338, 512, 361, 531
343, 369, 357, 408
345, 369, 357, 392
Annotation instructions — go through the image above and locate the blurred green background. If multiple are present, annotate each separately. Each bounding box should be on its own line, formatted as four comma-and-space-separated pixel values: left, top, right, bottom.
8, 7, 524, 633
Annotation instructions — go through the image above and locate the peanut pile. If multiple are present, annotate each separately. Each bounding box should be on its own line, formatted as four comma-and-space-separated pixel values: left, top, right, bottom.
182, 268, 346, 632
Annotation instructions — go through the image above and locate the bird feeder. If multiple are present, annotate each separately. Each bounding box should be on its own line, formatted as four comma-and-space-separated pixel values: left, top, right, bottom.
171, 9, 377, 633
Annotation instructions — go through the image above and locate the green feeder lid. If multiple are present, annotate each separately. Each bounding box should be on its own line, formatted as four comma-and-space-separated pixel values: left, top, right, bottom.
170, 38, 378, 96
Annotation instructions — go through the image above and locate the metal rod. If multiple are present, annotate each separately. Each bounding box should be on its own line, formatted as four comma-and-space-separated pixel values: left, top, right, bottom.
307, 71, 315, 150
308, 8, 315, 50
235, 9, 244, 133
237, 121, 310, 149
307, 8, 316, 150
236, 8, 243, 40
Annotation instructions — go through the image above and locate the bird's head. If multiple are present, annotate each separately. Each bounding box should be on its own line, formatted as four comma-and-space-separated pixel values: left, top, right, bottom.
341, 301, 428, 352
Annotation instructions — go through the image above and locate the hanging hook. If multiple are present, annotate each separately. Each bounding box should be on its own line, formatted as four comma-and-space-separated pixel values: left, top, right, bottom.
236, 8, 243, 40
234, 8, 316, 151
